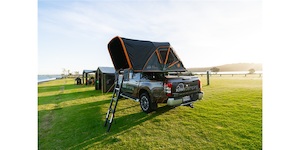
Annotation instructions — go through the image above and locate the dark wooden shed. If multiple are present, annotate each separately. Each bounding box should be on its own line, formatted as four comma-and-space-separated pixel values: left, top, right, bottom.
82, 70, 96, 85
95, 67, 115, 93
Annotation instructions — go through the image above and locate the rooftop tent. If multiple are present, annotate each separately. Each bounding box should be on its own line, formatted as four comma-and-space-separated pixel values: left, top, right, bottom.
107, 36, 186, 72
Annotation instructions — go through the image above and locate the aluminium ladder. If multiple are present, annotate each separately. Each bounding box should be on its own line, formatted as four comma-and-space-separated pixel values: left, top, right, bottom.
104, 72, 124, 132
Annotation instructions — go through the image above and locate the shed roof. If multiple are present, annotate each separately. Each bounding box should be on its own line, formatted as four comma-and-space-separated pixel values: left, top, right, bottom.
97, 67, 115, 74
82, 70, 96, 74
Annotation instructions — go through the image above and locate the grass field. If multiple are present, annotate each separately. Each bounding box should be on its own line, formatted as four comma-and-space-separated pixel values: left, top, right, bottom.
38, 75, 262, 149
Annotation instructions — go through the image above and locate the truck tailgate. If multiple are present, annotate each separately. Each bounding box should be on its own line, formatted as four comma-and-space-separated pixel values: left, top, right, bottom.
165, 76, 200, 99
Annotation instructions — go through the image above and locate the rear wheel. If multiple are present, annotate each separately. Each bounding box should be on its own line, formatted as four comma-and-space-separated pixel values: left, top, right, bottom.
140, 93, 157, 113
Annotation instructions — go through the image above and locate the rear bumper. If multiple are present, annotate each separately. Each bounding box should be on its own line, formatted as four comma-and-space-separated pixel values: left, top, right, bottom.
198, 92, 204, 100
167, 92, 204, 106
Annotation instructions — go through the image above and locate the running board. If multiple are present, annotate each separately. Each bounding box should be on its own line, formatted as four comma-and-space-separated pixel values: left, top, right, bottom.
120, 93, 139, 102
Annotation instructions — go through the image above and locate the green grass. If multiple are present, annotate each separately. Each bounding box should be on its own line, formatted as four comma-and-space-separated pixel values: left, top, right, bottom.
38, 75, 262, 149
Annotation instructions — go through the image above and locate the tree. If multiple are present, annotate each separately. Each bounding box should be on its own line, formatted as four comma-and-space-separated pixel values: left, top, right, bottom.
62, 68, 72, 78
249, 68, 255, 74
62, 68, 67, 78
74, 71, 79, 76
210, 67, 220, 74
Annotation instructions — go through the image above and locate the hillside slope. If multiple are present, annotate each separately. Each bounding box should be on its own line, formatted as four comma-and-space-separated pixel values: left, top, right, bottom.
188, 63, 262, 72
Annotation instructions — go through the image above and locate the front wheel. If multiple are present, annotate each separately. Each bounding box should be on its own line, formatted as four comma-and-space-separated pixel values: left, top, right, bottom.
140, 93, 157, 113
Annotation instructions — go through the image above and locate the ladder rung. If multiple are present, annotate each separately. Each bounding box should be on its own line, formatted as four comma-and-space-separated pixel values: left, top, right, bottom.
105, 73, 125, 132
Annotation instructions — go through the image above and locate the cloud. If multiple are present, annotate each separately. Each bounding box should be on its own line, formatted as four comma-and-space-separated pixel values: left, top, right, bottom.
38, 0, 262, 73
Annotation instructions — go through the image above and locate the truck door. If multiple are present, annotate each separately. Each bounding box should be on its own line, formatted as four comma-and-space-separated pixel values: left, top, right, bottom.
121, 69, 131, 94
125, 72, 141, 97
122, 70, 140, 97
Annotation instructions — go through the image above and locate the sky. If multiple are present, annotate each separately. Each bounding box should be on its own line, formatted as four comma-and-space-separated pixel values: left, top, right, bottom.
38, 0, 262, 74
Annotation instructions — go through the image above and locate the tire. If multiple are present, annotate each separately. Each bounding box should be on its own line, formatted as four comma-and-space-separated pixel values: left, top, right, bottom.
140, 93, 157, 113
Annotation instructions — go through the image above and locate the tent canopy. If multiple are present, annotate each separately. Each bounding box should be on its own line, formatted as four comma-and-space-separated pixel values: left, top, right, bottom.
107, 36, 186, 72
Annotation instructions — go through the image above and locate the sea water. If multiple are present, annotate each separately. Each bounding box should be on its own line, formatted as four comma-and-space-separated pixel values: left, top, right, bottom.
38, 75, 62, 83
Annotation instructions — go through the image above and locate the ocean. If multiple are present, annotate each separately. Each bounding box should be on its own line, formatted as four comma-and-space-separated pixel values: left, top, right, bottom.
38, 75, 63, 83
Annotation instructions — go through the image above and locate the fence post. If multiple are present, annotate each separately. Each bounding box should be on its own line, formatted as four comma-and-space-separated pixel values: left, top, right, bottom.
207, 70, 210, 85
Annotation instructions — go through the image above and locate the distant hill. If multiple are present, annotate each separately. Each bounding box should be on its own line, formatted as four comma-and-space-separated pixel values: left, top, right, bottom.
187, 63, 262, 72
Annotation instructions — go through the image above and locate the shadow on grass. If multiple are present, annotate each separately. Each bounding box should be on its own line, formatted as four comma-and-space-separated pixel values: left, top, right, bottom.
38, 89, 104, 105
39, 99, 109, 150
38, 83, 94, 93
202, 84, 209, 87
68, 105, 173, 149
111, 103, 140, 114
112, 105, 172, 132
38, 83, 173, 149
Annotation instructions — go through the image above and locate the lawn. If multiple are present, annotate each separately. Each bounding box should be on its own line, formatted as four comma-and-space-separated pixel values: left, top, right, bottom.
38, 74, 262, 149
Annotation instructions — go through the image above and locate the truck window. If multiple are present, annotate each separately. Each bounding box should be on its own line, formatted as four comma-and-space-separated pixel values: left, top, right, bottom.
123, 69, 133, 81
141, 72, 165, 81
141, 73, 150, 80
132, 73, 140, 81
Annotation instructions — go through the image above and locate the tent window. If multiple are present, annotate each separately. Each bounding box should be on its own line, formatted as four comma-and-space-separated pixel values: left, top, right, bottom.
159, 49, 168, 63
144, 53, 161, 70
167, 51, 177, 64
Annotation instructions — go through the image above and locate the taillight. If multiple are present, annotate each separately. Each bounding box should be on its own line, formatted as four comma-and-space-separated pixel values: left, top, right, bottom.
164, 82, 172, 97
198, 80, 202, 91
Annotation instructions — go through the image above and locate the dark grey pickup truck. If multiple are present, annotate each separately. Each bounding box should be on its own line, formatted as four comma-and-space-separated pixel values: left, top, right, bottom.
120, 70, 204, 113
107, 36, 204, 113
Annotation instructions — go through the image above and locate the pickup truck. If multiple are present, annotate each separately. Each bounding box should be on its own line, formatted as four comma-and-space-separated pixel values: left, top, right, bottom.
119, 69, 204, 113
